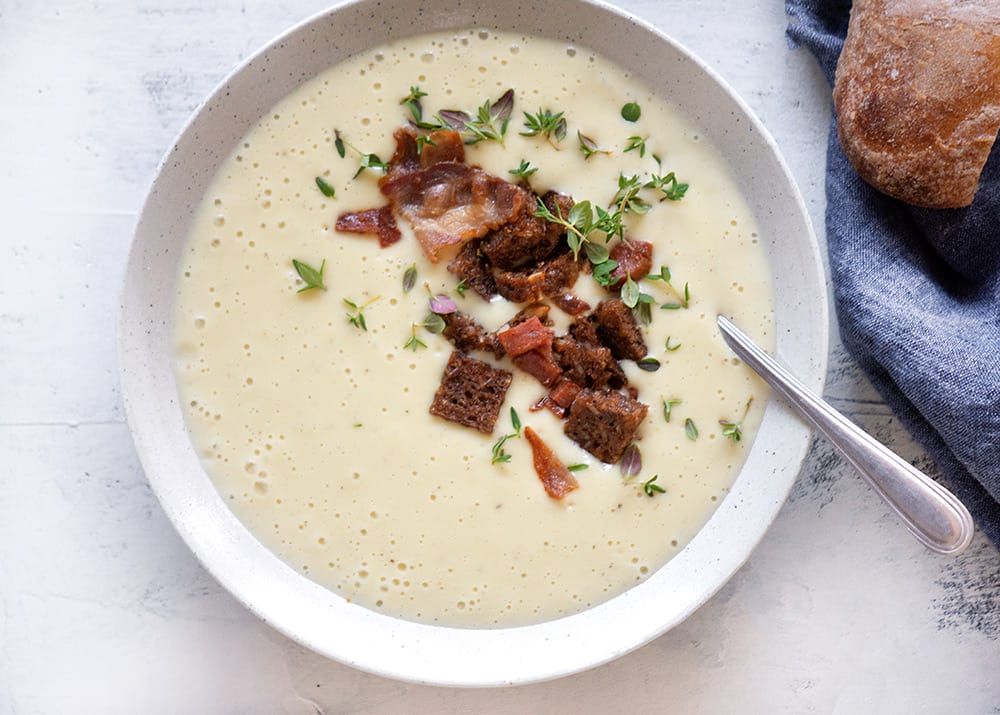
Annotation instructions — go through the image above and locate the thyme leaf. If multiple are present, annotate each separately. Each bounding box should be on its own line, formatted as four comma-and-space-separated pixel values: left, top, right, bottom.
642, 475, 666, 496
509, 159, 538, 179
621, 102, 641, 122
685, 417, 699, 441
624, 135, 647, 157
720, 398, 754, 442
662, 397, 682, 423
314, 176, 336, 198
292, 258, 326, 293
521, 108, 567, 147
491, 408, 522, 464
343, 295, 379, 330
636, 357, 661, 372
402, 264, 418, 293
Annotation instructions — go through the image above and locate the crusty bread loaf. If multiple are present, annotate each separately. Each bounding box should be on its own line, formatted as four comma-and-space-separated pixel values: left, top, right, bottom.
833, 0, 1000, 209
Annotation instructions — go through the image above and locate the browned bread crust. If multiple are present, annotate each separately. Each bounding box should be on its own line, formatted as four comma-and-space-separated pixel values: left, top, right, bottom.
833, 0, 1000, 208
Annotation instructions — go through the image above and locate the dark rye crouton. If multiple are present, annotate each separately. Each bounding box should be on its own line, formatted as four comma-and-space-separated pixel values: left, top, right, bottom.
479, 190, 574, 269
494, 251, 582, 303
592, 298, 648, 361
564, 389, 649, 463
447, 239, 498, 300
442, 311, 504, 358
429, 351, 512, 433
552, 335, 627, 390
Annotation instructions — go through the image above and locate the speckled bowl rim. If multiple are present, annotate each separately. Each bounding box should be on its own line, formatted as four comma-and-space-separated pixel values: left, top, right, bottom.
119, 0, 829, 688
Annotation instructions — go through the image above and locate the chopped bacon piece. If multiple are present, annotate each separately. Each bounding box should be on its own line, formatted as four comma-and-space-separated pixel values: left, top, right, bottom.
335, 206, 402, 247
607, 239, 654, 290
524, 426, 579, 500
496, 316, 552, 357
551, 293, 590, 316
549, 379, 582, 409
384, 127, 466, 178
376, 127, 527, 262
512, 349, 562, 387
380, 162, 527, 262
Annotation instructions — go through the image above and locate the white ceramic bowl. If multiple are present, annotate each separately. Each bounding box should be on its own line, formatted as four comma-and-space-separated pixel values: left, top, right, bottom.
120, 0, 828, 687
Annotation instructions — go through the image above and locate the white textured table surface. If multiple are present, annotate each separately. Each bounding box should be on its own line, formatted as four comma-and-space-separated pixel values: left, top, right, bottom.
2, 1, 999, 712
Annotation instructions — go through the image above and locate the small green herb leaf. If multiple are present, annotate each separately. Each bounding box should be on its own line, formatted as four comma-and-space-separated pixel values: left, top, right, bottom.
402, 264, 417, 293
662, 397, 682, 423
624, 135, 647, 157
621, 275, 640, 308
292, 258, 326, 293
454, 278, 469, 297
521, 108, 567, 146
664, 336, 681, 352
509, 159, 538, 179
422, 312, 446, 334
685, 418, 699, 441
510, 407, 522, 435
643, 475, 666, 496
344, 295, 379, 330
578, 131, 608, 159
636, 357, 661, 372
315, 176, 336, 198
334, 129, 346, 158
621, 102, 641, 122
567, 463, 589, 472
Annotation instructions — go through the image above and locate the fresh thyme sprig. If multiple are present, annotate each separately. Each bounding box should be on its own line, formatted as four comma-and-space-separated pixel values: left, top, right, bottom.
662, 397, 682, 422
292, 258, 326, 293
521, 108, 567, 147
624, 135, 648, 157
403, 323, 428, 352
509, 159, 538, 180
491, 408, 522, 464
577, 131, 610, 159
333, 129, 389, 178
434, 89, 515, 146
642, 475, 666, 496
343, 295, 379, 330
400, 86, 429, 125
647, 265, 691, 309
647, 170, 689, 201
720, 398, 754, 442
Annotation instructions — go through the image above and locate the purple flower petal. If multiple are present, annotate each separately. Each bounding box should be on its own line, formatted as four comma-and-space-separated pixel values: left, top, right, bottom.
429, 294, 457, 314
619, 444, 642, 477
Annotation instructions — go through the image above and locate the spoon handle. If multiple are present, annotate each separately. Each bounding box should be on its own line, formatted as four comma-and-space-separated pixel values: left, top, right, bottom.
717, 315, 974, 555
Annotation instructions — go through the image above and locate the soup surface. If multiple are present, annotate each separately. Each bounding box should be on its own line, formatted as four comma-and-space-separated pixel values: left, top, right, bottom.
173, 28, 773, 627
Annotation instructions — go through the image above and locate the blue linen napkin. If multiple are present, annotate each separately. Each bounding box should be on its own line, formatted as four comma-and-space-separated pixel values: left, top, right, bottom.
785, 0, 1000, 548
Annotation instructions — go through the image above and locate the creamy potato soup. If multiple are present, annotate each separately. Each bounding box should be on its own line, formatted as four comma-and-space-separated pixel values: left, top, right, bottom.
173, 29, 773, 627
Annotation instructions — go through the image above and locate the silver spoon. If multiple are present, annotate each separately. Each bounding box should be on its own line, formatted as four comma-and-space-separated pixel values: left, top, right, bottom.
717, 315, 974, 555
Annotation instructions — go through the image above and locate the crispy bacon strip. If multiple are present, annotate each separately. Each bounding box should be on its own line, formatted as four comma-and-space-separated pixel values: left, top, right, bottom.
496, 316, 552, 357
380, 162, 526, 262
524, 426, 579, 500
335, 206, 402, 247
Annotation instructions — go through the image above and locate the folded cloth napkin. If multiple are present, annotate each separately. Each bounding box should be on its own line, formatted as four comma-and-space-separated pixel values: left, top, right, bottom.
785, 0, 1000, 548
